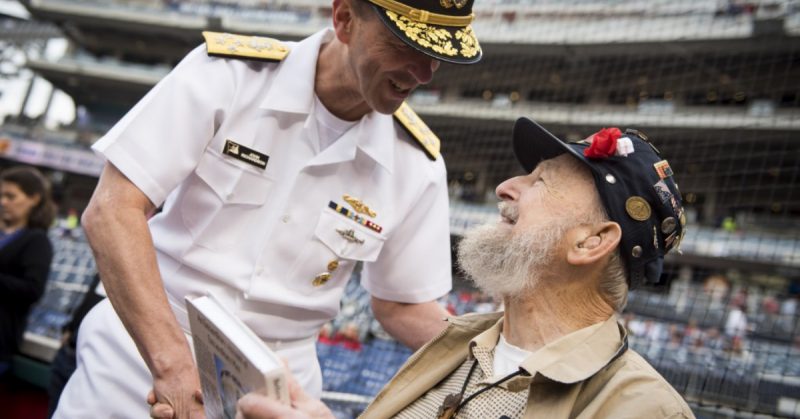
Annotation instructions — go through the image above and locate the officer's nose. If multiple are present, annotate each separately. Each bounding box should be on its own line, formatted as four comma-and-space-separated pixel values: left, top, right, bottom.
408, 53, 440, 85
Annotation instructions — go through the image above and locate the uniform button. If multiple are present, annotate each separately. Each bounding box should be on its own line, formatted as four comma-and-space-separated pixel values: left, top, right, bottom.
313, 272, 331, 287
281, 215, 291, 223
327, 259, 339, 272
226, 192, 235, 200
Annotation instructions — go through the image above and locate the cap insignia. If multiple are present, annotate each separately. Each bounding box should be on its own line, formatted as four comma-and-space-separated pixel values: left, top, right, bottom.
653, 160, 674, 179
203, 31, 289, 62
653, 225, 659, 249
372, 0, 474, 26
441, 0, 469, 8
653, 180, 672, 204
625, 196, 652, 221
394, 102, 441, 160
661, 217, 677, 234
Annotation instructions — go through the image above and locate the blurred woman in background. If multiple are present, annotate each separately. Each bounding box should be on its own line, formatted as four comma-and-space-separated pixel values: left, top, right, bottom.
0, 166, 55, 376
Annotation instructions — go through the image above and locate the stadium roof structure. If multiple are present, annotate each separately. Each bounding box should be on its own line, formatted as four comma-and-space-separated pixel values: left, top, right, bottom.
14, 0, 800, 223
19, 0, 800, 62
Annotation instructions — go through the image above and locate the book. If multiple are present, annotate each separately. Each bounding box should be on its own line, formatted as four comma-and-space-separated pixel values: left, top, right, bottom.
186, 294, 289, 419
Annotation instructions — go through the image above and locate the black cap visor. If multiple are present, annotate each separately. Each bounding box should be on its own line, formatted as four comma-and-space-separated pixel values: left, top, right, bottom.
512, 118, 588, 173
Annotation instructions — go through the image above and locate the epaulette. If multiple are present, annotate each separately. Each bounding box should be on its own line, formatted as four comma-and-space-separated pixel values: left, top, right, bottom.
393, 102, 440, 161
202, 31, 289, 62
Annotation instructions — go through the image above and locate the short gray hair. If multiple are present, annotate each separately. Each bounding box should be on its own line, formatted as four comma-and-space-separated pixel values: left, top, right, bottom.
598, 250, 628, 312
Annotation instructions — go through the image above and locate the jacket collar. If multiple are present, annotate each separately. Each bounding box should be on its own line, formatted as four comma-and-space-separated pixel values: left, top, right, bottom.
259, 28, 394, 173
518, 315, 628, 384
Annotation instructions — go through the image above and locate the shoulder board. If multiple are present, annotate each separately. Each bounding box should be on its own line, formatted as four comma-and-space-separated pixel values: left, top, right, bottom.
202, 31, 289, 62
393, 102, 440, 161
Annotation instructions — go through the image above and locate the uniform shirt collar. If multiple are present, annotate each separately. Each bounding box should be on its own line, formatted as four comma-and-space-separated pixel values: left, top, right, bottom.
259, 28, 331, 114
260, 28, 394, 173
468, 315, 627, 387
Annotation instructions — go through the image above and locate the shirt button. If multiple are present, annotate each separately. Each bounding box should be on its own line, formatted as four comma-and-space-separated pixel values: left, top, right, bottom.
255, 266, 264, 275
226, 192, 235, 200
281, 215, 291, 223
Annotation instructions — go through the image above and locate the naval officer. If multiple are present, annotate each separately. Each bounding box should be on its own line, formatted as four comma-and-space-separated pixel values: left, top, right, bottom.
53, 0, 482, 417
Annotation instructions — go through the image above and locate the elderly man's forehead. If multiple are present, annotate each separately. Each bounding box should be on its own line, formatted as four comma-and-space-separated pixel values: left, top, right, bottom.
531, 153, 580, 175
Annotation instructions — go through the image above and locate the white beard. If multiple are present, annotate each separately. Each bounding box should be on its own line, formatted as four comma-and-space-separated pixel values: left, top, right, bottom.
457, 203, 569, 300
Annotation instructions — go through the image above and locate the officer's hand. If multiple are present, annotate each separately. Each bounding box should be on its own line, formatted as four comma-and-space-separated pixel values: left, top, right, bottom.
148, 388, 204, 419
235, 369, 334, 419
147, 366, 205, 419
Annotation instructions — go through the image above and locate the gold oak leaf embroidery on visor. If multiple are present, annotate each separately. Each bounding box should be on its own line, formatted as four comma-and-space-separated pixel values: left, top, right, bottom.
386, 10, 459, 57
455, 26, 479, 58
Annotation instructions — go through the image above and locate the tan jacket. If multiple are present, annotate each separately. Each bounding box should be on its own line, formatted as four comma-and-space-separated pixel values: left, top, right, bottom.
360, 312, 694, 419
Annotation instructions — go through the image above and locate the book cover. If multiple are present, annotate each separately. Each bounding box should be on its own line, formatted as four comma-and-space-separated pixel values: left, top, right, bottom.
186, 294, 289, 419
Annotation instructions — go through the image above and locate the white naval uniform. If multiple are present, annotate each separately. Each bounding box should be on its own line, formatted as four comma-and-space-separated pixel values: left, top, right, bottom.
54, 28, 452, 418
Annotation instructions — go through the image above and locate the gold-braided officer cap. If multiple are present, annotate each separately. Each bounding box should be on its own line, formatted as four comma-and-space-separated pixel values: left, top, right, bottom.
365, 0, 482, 64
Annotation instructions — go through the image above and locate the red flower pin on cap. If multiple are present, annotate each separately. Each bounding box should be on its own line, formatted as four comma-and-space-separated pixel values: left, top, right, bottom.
584, 127, 622, 159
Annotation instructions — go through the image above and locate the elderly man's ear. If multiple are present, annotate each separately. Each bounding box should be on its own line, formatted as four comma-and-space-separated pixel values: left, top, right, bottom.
567, 222, 622, 266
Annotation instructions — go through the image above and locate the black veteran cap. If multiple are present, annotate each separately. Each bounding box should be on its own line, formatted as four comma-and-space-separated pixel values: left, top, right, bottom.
366, 0, 482, 64
512, 118, 686, 288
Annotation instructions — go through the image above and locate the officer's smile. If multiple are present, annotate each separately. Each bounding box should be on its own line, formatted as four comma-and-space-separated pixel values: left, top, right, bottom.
389, 78, 413, 94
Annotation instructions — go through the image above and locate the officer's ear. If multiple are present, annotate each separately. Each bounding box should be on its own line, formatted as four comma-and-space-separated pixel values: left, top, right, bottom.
332, 0, 356, 44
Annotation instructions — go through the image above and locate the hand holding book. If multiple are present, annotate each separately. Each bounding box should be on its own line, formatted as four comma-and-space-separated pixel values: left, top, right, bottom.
186, 294, 289, 419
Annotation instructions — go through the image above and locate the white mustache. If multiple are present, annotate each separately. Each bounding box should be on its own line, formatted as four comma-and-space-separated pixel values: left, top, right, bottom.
498, 201, 518, 224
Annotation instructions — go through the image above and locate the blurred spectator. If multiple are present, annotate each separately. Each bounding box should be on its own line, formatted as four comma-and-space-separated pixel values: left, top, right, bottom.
782, 294, 797, 318
703, 274, 730, 311
725, 300, 749, 340
683, 319, 702, 347
55, 208, 81, 239
704, 327, 725, 351
721, 215, 737, 232
0, 166, 56, 377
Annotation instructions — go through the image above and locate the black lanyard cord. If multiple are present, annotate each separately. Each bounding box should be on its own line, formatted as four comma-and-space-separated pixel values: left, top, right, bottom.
452, 360, 526, 416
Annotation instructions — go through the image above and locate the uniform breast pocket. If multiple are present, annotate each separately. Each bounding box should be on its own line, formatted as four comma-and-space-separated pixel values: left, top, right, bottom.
315, 209, 385, 262
180, 151, 273, 251
288, 209, 386, 291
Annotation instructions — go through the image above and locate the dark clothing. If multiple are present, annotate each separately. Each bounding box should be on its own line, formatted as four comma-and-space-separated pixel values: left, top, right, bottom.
0, 228, 53, 363
62, 275, 103, 349
47, 343, 76, 418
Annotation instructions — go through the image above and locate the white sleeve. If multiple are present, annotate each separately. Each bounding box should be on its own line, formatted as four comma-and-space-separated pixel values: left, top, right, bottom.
361, 160, 453, 303
91, 45, 236, 206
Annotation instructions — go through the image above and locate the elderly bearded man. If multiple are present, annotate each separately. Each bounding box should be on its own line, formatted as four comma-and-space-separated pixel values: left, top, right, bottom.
236, 118, 695, 419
